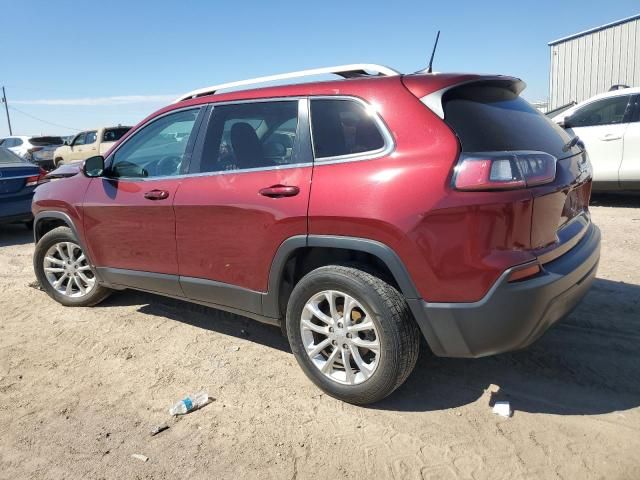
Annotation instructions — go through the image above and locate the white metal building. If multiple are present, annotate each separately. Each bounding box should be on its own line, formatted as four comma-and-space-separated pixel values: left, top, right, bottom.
548, 14, 640, 110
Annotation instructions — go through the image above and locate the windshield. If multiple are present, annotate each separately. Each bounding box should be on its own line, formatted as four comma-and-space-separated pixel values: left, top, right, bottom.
0, 147, 27, 164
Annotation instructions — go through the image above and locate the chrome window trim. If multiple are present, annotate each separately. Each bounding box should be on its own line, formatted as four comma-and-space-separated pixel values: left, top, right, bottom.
105, 95, 395, 182
97, 162, 316, 182
308, 95, 395, 165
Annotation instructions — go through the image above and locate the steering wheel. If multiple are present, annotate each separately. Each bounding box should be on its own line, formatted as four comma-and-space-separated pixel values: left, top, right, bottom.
156, 155, 182, 176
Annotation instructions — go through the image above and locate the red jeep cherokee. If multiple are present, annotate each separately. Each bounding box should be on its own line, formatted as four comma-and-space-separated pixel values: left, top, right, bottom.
32, 65, 600, 404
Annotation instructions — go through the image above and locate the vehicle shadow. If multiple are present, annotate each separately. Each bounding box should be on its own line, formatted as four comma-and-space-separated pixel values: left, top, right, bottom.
591, 192, 640, 208
376, 277, 640, 415
100, 289, 290, 352
99, 277, 639, 416
0, 224, 33, 247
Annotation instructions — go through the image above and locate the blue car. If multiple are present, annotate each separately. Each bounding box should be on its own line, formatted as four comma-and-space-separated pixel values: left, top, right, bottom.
0, 147, 45, 228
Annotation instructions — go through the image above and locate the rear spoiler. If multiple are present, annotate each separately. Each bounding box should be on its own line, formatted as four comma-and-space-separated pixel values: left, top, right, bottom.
402, 75, 525, 119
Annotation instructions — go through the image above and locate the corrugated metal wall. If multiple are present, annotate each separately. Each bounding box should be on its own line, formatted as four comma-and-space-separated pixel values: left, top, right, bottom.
549, 16, 640, 109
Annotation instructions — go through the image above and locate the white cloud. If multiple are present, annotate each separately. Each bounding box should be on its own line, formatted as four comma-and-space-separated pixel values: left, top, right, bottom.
12, 94, 178, 106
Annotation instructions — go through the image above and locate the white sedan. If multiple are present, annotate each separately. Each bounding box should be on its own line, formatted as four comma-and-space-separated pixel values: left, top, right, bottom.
552, 88, 640, 191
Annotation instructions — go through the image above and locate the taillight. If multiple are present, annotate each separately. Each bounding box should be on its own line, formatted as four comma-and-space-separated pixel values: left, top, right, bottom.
453, 151, 557, 191
28, 147, 44, 154
25, 168, 48, 187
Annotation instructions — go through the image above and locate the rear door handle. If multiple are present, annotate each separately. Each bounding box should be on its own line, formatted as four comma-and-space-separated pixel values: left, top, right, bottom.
599, 133, 622, 141
144, 189, 170, 200
259, 185, 300, 198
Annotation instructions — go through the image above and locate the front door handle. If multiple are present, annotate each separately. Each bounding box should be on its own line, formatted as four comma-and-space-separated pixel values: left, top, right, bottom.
259, 185, 300, 198
144, 189, 170, 200
599, 133, 622, 141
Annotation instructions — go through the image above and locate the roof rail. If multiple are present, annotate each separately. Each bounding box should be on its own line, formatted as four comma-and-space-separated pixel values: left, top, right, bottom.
174, 64, 401, 103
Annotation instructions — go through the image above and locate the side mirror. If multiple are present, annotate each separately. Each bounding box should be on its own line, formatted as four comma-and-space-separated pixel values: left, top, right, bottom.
84, 155, 105, 177
63, 140, 70, 146
558, 116, 572, 129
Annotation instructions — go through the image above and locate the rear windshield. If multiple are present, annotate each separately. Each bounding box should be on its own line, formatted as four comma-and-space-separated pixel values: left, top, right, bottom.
30, 136, 64, 146
443, 83, 575, 159
0, 147, 27, 164
103, 127, 131, 143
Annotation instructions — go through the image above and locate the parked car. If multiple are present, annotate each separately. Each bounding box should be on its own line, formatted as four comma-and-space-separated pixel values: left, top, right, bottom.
25, 136, 66, 170
52, 126, 131, 167
32, 64, 599, 404
0, 147, 46, 227
552, 88, 640, 191
0, 136, 66, 168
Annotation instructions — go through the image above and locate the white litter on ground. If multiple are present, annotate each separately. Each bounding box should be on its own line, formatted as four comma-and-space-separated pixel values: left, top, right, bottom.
492, 401, 512, 417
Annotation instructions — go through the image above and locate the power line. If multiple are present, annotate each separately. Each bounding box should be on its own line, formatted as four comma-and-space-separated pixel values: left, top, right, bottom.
7, 105, 81, 132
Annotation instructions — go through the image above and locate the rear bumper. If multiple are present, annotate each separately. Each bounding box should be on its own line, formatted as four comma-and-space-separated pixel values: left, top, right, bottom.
412, 222, 600, 358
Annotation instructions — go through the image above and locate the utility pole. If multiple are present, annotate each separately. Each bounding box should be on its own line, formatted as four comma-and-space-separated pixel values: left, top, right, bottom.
2, 86, 13, 135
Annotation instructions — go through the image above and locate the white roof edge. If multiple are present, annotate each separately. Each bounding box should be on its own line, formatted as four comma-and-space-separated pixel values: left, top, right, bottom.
548, 13, 640, 46
174, 64, 401, 103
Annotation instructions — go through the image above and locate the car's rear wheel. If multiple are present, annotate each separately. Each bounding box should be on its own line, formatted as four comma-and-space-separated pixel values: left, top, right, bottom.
33, 226, 111, 307
286, 265, 420, 404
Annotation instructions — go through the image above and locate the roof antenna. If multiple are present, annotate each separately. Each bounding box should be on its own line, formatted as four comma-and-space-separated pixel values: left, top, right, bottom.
426, 30, 441, 73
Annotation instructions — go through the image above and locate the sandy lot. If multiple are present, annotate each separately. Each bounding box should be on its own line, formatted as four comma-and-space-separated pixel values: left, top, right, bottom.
1, 196, 639, 480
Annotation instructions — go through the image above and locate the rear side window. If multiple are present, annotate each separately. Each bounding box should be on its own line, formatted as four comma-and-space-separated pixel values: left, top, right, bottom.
310, 99, 385, 159
103, 127, 130, 142
568, 95, 631, 127
197, 101, 299, 173
443, 83, 573, 158
85, 131, 97, 144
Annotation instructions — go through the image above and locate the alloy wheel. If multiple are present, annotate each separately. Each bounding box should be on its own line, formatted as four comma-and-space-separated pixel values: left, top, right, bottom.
43, 242, 96, 298
300, 290, 380, 385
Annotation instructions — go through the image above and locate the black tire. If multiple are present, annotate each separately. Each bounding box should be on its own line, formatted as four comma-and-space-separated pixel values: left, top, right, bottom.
286, 265, 420, 405
33, 226, 112, 307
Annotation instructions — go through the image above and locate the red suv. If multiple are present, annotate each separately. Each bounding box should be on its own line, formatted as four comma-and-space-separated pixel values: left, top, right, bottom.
32, 64, 600, 404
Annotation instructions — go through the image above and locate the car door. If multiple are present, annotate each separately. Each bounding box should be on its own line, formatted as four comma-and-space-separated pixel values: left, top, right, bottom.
68, 132, 86, 161
82, 107, 205, 294
565, 94, 633, 188
173, 99, 313, 315
619, 95, 640, 190
81, 130, 99, 160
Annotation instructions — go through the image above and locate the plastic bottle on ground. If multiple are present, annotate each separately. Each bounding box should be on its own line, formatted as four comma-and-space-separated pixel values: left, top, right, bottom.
169, 391, 209, 415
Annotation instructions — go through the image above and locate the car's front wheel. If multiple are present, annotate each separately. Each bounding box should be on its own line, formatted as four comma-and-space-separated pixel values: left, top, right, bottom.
33, 226, 111, 307
286, 265, 420, 404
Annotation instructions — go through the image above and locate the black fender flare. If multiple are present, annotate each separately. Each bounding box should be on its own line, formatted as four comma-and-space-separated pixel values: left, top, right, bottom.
33, 211, 102, 282
262, 235, 421, 318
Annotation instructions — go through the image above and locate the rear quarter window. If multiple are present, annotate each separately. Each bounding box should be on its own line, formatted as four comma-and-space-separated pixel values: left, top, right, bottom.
310, 99, 386, 159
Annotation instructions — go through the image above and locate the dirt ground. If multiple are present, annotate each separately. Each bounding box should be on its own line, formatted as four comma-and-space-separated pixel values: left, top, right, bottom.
1, 195, 639, 480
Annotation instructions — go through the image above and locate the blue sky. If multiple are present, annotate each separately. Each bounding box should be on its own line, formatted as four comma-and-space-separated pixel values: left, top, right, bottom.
1, 0, 638, 137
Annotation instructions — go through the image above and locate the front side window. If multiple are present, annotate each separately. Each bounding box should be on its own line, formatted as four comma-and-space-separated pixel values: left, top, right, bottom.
108, 108, 199, 178
569, 95, 631, 128
310, 99, 385, 159
72, 133, 86, 146
197, 101, 299, 173
85, 131, 97, 144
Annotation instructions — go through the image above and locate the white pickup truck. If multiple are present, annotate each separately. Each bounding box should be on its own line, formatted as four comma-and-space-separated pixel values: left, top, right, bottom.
53, 126, 131, 167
